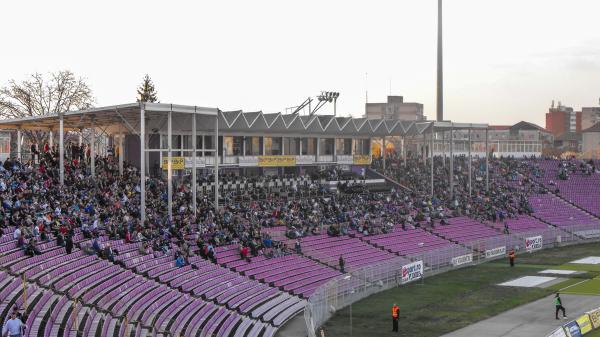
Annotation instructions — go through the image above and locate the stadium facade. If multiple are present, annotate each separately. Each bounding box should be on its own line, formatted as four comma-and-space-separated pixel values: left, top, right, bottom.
0, 102, 544, 221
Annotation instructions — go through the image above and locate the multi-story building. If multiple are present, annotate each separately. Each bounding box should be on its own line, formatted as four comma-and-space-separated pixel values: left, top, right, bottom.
364, 96, 425, 121
582, 122, 600, 159
430, 121, 551, 158
581, 103, 600, 131
545, 101, 581, 136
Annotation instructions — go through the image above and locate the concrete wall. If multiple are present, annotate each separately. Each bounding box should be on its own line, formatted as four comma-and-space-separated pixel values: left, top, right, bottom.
583, 132, 600, 159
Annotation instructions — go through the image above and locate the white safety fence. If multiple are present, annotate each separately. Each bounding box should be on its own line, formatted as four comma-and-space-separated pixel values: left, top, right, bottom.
304, 223, 600, 337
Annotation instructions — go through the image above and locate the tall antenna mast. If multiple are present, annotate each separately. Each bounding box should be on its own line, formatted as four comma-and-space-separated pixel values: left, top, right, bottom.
365, 72, 369, 104
436, 0, 444, 122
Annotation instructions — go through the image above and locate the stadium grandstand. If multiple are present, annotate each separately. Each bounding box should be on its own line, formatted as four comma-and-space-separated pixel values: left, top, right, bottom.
0, 102, 599, 337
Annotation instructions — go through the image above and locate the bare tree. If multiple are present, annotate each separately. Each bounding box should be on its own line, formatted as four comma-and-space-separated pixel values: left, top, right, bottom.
0, 70, 94, 148
0, 70, 94, 119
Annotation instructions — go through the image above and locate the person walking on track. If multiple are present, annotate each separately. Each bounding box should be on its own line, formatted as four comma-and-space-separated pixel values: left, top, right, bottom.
392, 303, 400, 332
555, 293, 567, 320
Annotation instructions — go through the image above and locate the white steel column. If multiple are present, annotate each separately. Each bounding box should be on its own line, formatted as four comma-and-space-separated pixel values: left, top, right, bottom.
382, 137, 386, 171
468, 128, 472, 197
316, 137, 320, 162
485, 128, 489, 191
49, 131, 53, 148
167, 108, 173, 221
90, 125, 95, 177
403, 138, 407, 166
214, 111, 219, 212
16, 129, 22, 162
59, 113, 64, 185
118, 132, 124, 176
140, 104, 146, 223
430, 125, 434, 197
192, 112, 197, 218
442, 131, 445, 167
449, 124, 454, 199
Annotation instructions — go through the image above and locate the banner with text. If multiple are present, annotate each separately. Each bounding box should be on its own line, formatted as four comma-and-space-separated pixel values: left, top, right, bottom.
258, 155, 296, 167
563, 320, 582, 337
401, 260, 423, 284
525, 236, 543, 253
184, 157, 206, 169
451, 253, 473, 267
161, 157, 185, 170
353, 155, 372, 165
576, 314, 592, 335
587, 308, 600, 329
547, 327, 567, 337
485, 246, 506, 259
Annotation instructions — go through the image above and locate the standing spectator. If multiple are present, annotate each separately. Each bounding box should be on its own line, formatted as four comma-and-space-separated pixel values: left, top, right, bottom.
65, 235, 73, 255
2, 310, 26, 337
339, 255, 345, 273
508, 249, 515, 267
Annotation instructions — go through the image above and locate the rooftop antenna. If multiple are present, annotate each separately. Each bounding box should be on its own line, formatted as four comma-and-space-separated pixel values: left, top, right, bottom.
551, 100, 555, 108
365, 72, 369, 104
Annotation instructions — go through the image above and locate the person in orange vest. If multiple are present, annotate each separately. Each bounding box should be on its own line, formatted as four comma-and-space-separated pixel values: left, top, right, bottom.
509, 249, 515, 267
392, 303, 400, 332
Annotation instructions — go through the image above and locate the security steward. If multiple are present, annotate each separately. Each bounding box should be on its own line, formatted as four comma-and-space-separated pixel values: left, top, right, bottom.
392, 303, 400, 332
509, 249, 516, 267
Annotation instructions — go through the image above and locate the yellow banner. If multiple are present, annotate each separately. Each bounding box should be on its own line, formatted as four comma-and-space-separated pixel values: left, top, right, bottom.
577, 314, 593, 335
587, 308, 600, 329
258, 155, 296, 167
162, 157, 185, 170
353, 154, 371, 165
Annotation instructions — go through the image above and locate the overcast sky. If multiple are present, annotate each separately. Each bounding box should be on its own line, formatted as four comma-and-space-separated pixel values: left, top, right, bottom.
1, 0, 599, 126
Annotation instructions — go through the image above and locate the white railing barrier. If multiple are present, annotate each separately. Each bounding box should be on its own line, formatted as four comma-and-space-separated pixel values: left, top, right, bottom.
304, 223, 600, 337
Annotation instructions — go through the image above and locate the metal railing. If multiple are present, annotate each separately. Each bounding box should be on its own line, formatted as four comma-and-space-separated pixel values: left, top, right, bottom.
304, 223, 600, 336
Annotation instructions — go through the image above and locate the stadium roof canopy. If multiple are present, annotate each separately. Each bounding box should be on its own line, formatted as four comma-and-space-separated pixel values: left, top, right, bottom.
0, 102, 488, 137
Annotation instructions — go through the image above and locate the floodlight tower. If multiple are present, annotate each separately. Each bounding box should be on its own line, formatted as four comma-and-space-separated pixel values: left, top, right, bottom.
436, 0, 444, 122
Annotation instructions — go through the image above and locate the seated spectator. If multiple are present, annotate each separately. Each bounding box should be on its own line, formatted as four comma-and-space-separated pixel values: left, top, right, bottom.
103, 243, 115, 262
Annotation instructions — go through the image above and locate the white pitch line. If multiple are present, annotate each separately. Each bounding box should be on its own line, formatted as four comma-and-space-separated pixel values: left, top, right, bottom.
559, 279, 590, 292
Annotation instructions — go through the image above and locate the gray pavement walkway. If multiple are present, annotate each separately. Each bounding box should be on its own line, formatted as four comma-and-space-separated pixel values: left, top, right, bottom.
442, 294, 600, 337
275, 311, 308, 337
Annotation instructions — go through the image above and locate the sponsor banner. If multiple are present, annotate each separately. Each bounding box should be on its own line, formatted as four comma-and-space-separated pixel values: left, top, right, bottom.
258, 155, 296, 167
525, 236, 543, 252
485, 246, 506, 259
547, 327, 568, 337
401, 260, 423, 284
576, 314, 592, 335
451, 253, 473, 267
563, 320, 582, 337
161, 156, 185, 170
587, 308, 600, 329
184, 157, 206, 169
353, 154, 371, 165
